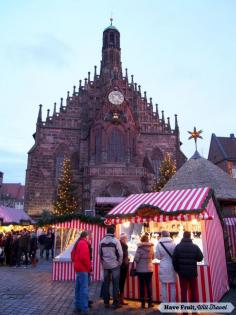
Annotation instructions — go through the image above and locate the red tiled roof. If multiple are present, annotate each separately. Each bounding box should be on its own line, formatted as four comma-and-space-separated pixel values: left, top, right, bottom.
1, 184, 25, 200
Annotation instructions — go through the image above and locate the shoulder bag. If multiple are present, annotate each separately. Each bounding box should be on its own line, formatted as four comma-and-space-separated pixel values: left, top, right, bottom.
130, 262, 138, 277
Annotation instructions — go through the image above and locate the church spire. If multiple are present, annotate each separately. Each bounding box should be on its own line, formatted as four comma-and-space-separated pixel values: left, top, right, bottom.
161, 110, 165, 125
37, 104, 42, 124
155, 104, 159, 120
94, 65, 97, 80
53, 102, 57, 115
100, 19, 122, 80
175, 114, 179, 134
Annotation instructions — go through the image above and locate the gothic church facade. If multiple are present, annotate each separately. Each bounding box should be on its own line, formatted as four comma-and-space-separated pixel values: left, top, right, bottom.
25, 23, 186, 217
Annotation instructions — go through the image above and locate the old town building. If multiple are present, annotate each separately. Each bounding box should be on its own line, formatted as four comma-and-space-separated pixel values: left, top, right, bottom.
25, 22, 186, 217
208, 133, 236, 179
0, 172, 25, 210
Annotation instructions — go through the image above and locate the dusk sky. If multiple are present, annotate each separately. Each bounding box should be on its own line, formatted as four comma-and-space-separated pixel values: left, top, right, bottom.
0, 0, 235, 183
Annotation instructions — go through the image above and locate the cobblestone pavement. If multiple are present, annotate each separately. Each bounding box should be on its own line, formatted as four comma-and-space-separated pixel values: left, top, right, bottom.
0, 260, 236, 315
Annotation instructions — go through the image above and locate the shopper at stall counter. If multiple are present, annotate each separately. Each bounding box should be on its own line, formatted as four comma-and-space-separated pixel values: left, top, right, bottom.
134, 234, 154, 309
99, 225, 123, 309
172, 231, 203, 307
156, 230, 177, 303
71, 231, 91, 315
119, 232, 129, 305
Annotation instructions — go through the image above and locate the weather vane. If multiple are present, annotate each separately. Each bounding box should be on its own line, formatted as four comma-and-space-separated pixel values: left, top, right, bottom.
188, 127, 203, 151
110, 13, 113, 26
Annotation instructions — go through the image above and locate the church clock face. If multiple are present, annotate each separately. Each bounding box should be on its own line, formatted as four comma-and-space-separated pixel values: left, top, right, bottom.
108, 90, 124, 105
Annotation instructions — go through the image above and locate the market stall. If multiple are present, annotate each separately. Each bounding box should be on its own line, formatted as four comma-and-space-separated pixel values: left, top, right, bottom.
52, 219, 106, 281
224, 217, 236, 260
105, 187, 229, 302
0, 205, 35, 232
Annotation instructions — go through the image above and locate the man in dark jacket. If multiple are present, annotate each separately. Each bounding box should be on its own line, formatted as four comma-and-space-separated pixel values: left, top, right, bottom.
11, 234, 19, 266
38, 231, 47, 258
45, 229, 55, 261
18, 229, 30, 267
4, 232, 13, 265
119, 232, 129, 305
172, 231, 203, 304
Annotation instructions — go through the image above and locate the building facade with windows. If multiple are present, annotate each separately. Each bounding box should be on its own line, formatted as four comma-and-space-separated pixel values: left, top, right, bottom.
208, 133, 236, 179
24, 23, 186, 217
0, 182, 25, 210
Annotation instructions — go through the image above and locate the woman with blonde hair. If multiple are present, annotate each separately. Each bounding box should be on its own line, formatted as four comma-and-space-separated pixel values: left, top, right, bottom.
134, 234, 154, 309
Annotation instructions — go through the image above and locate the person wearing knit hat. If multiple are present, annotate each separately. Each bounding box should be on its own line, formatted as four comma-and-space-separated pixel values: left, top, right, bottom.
120, 232, 127, 239
119, 232, 129, 305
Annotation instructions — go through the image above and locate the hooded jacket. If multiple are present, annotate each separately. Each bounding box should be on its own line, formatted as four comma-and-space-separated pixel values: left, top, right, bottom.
134, 242, 154, 273
99, 234, 123, 269
156, 237, 177, 283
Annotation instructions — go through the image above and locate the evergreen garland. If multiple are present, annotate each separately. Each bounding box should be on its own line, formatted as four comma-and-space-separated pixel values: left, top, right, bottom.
37, 212, 106, 227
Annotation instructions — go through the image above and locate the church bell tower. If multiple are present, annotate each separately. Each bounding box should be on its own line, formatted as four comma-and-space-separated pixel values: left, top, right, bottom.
100, 19, 122, 80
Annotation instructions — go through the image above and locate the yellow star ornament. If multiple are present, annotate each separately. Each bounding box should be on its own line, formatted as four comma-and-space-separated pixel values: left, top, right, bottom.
188, 127, 203, 151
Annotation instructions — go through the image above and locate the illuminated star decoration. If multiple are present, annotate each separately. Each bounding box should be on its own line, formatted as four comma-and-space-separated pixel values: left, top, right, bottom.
188, 127, 203, 151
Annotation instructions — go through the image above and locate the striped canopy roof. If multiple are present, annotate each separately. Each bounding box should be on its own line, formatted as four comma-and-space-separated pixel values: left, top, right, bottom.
105, 187, 213, 224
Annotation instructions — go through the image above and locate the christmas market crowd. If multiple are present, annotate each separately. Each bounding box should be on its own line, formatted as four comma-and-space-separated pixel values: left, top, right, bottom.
0, 228, 55, 267
70, 225, 204, 314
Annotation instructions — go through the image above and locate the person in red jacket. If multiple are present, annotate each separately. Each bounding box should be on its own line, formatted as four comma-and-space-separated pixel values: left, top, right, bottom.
71, 231, 91, 315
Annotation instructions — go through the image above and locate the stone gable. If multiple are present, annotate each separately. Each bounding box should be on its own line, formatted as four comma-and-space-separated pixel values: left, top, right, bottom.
25, 24, 186, 217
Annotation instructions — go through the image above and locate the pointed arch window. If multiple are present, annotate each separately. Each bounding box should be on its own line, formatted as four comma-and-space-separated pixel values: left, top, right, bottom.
95, 132, 102, 163
55, 156, 65, 181
109, 32, 115, 47
108, 129, 125, 162
151, 147, 163, 176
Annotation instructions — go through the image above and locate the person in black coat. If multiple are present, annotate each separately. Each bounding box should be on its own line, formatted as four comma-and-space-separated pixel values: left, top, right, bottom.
38, 231, 47, 258
172, 231, 203, 305
18, 230, 30, 267
45, 229, 55, 260
29, 232, 38, 267
0, 233, 5, 265
119, 233, 129, 305
4, 233, 13, 265
11, 234, 19, 266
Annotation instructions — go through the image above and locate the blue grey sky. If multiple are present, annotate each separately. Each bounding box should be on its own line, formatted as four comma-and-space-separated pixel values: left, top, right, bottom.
0, 0, 235, 183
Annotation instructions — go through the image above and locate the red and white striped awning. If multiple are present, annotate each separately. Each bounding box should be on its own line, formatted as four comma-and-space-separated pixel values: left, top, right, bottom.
224, 217, 236, 259
105, 187, 213, 224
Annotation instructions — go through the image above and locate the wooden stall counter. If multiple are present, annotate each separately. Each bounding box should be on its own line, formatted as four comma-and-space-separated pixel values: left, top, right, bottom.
124, 261, 213, 302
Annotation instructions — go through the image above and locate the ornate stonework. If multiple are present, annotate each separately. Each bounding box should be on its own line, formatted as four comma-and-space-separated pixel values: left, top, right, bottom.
25, 23, 186, 217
